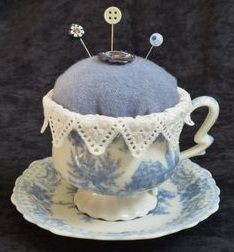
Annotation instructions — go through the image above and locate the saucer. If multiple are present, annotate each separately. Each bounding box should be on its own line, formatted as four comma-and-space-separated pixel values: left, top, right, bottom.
11, 157, 220, 240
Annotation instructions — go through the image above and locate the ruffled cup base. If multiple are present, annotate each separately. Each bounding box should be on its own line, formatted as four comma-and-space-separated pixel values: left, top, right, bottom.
74, 189, 158, 221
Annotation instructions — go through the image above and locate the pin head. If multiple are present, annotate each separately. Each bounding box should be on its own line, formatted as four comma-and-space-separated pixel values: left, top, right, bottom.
150, 33, 163, 47
104, 6, 122, 25
69, 24, 85, 38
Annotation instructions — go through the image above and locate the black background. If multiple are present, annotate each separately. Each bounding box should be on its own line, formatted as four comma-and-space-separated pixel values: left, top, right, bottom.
0, 0, 234, 251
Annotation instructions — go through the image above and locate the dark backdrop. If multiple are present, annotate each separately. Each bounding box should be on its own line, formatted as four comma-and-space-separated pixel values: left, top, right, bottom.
0, 0, 233, 251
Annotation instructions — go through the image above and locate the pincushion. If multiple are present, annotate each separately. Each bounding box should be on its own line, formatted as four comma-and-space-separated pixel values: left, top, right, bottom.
53, 56, 179, 117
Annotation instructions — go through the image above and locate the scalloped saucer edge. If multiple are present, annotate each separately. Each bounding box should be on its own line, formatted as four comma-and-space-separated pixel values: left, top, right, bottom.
11, 158, 220, 240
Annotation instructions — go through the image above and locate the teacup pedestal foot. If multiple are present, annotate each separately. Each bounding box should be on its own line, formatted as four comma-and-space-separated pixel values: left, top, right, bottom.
74, 189, 158, 221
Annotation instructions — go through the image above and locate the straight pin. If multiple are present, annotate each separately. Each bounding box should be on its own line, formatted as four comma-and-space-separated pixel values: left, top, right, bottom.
104, 6, 122, 51
145, 33, 163, 59
69, 24, 92, 57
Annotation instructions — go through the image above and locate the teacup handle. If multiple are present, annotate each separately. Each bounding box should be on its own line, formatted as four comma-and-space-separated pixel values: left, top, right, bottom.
180, 96, 219, 160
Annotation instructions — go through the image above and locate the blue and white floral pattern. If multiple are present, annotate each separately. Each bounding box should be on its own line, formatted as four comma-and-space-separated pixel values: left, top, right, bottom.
125, 146, 179, 192
11, 157, 220, 240
67, 132, 123, 195
66, 131, 179, 195
150, 190, 177, 215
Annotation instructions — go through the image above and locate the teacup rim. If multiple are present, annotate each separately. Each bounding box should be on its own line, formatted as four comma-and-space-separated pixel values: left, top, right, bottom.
42, 87, 192, 120
41, 87, 193, 157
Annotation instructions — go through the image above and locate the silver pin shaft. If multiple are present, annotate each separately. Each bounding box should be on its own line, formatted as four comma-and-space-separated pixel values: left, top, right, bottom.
111, 24, 114, 51
80, 38, 92, 57
145, 45, 153, 59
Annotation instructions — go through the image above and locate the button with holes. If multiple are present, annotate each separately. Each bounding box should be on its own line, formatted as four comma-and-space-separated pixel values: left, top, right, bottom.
104, 6, 122, 25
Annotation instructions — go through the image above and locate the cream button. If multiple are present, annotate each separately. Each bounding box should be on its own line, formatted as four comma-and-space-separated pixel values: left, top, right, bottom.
104, 6, 122, 25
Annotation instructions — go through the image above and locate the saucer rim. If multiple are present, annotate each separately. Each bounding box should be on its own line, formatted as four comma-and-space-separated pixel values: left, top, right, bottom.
11, 157, 220, 241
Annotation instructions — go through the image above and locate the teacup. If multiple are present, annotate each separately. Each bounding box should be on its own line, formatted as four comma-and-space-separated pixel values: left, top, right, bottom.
42, 87, 219, 221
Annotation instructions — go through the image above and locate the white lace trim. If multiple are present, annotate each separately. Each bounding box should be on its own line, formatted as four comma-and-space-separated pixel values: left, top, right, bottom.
41, 87, 194, 157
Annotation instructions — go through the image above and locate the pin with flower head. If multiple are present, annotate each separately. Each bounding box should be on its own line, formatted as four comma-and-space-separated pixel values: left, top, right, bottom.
104, 6, 122, 51
145, 33, 163, 59
69, 24, 92, 57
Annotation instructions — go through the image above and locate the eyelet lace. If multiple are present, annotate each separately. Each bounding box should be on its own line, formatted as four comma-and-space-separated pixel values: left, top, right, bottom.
41, 87, 194, 157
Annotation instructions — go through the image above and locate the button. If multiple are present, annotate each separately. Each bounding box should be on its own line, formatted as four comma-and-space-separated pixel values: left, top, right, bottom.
104, 6, 122, 25
98, 51, 135, 64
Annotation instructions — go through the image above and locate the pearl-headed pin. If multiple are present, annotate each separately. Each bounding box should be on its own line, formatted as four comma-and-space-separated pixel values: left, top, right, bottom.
145, 33, 163, 59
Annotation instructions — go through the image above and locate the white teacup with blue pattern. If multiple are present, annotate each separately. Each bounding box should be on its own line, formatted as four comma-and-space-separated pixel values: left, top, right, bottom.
42, 87, 219, 221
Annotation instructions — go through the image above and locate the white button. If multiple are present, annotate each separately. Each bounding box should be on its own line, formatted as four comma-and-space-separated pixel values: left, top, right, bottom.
104, 6, 122, 25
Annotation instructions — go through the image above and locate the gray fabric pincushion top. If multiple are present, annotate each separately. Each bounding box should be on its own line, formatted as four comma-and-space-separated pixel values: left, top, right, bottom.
53, 56, 179, 117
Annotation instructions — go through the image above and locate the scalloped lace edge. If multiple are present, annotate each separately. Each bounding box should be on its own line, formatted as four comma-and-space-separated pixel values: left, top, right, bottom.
41, 87, 194, 157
